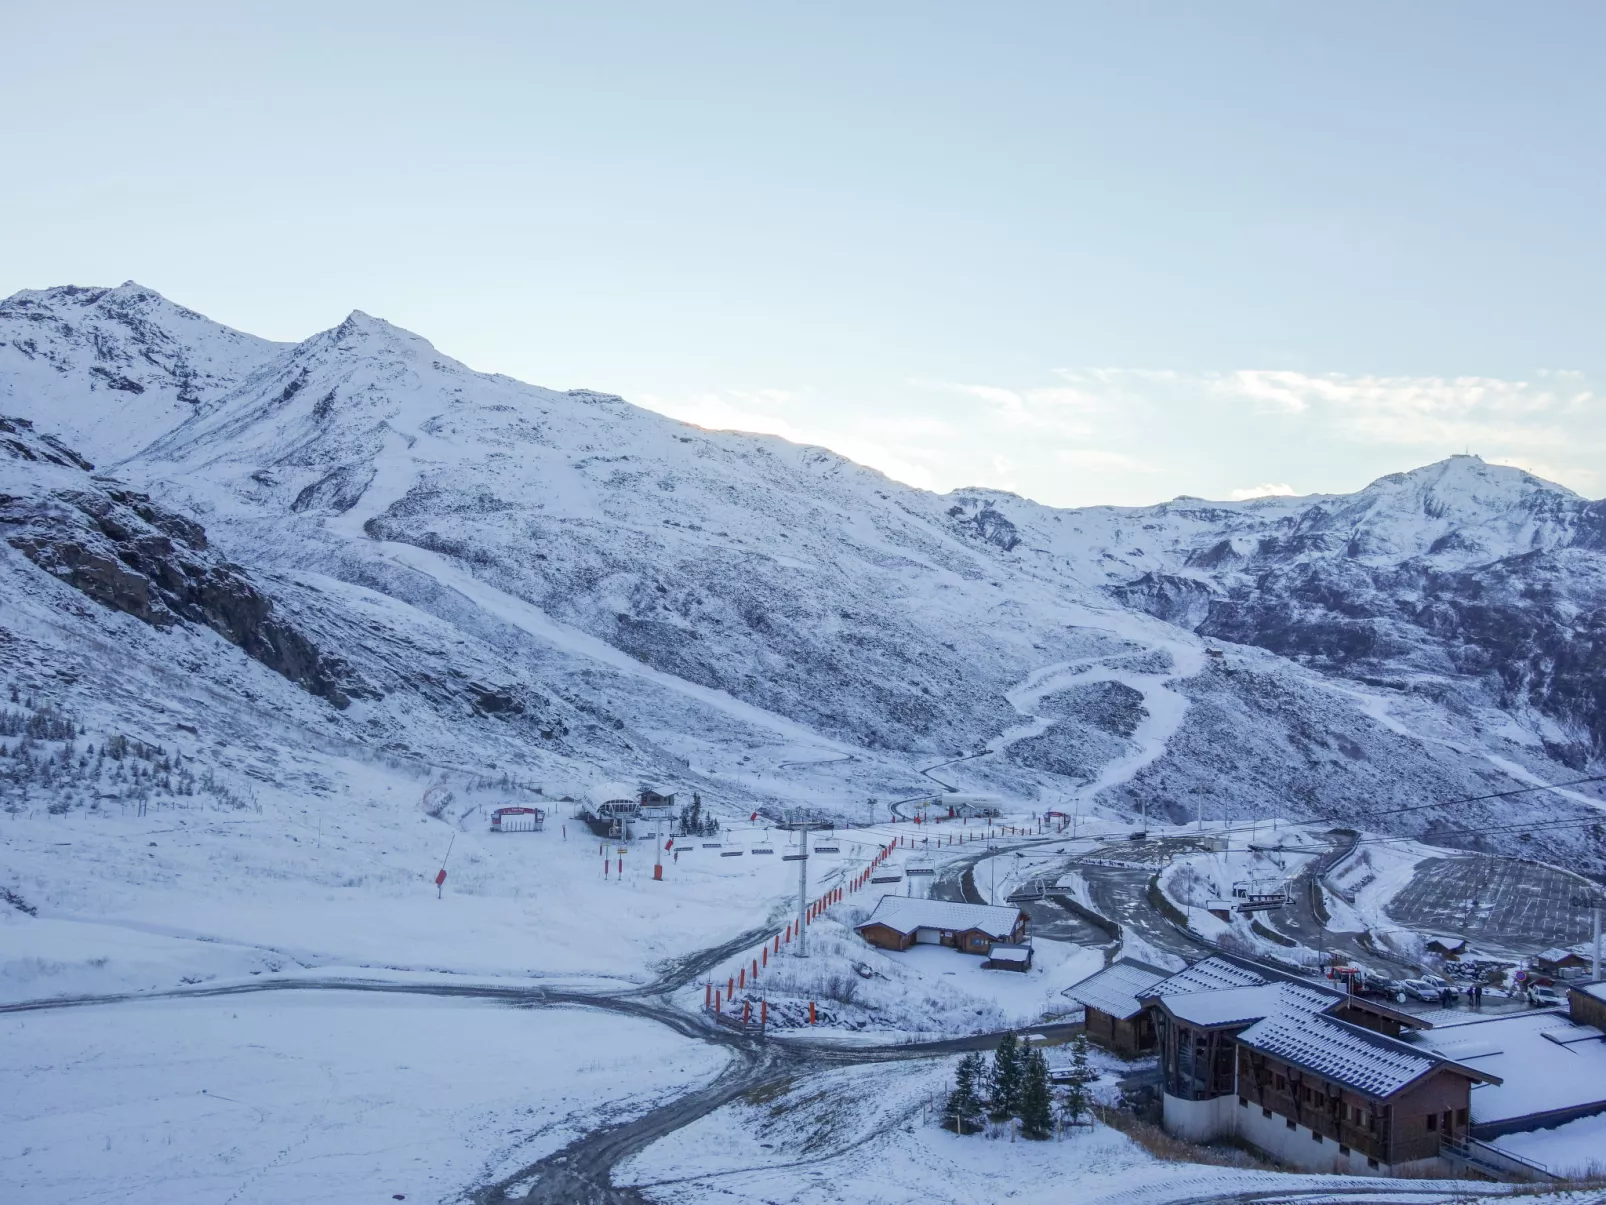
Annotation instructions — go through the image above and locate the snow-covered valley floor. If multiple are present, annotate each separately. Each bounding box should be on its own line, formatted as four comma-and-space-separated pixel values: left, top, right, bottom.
1, 993, 729, 1205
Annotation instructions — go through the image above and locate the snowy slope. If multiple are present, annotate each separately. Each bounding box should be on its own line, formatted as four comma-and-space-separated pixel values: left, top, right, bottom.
3, 283, 1606, 879
0, 282, 285, 463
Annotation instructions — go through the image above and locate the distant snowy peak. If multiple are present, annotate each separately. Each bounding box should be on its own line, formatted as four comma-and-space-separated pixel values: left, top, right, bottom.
1282, 455, 1586, 567
0, 281, 285, 463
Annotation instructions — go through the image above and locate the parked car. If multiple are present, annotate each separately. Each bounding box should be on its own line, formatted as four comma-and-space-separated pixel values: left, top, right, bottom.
1360, 976, 1409, 1003
1400, 978, 1445, 1003
1528, 985, 1565, 1008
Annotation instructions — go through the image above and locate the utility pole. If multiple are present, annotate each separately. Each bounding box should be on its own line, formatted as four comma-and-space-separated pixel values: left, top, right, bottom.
796, 837, 810, 955
790, 810, 833, 958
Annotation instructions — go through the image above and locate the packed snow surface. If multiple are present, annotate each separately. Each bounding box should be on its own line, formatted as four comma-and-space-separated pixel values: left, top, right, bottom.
1, 994, 728, 1205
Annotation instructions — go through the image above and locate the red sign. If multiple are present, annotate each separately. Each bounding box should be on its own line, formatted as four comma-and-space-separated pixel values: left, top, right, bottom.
435, 869, 447, 887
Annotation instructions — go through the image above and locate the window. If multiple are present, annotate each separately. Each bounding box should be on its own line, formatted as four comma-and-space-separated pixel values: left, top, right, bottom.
1312, 1131, 1323, 1143
1368, 1157, 1380, 1170
1276, 1075, 1286, 1091
1262, 1107, 1272, 1119
1426, 1114, 1437, 1131
1456, 1108, 1468, 1126
1286, 1118, 1296, 1130
1339, 1144, 1350, 1156
1239, 1096, 1248, 1108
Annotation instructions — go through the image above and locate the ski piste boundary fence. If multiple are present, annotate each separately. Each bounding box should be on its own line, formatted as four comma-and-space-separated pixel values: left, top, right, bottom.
701, 815, 1074, 1030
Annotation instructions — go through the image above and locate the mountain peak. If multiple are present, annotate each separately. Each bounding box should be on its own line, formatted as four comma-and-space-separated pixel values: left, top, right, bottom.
324, 309, 439, 354
1368, 453, 1581, 502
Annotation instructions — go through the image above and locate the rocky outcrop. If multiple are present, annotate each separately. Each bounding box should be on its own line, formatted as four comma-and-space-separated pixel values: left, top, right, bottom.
0, 416, 363, 709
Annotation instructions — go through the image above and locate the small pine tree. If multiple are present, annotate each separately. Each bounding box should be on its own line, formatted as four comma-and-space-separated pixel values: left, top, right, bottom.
945, 1052, 985, 1134
1020, 1048, 1054, 1139
988, 1032, 1024, 1121
1058, 1033, 1096, 1128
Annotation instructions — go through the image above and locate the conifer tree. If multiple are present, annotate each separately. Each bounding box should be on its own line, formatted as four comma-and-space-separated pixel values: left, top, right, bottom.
1019, 1047, 1054, 1139
1058, 1033, 1096, 1128
945, 1052, 985, 1134
988, 1032, 1023, 1121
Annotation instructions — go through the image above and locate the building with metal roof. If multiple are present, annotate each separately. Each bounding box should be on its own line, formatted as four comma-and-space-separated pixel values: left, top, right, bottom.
1067, 958, 1169, 1056
854, 895, 1026, 957
1135, 954, 1494, 1177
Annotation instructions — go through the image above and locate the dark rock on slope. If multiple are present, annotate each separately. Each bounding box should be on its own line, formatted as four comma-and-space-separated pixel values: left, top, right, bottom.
0, 415, 362, 709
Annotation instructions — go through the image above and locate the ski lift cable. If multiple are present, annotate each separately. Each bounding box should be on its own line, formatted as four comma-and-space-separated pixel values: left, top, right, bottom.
1353, 773, 1606, 821
1345, 813, 1606, 847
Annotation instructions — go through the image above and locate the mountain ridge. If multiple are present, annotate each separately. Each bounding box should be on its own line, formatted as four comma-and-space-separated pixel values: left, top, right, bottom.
3, 282, 1604, 878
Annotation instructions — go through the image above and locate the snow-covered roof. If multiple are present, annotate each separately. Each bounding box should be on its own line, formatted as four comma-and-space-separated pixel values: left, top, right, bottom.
857, 895, 1022, 938
1580, 982, 1606, 1002
1417, 1011, 1606, 1125
589, 782, 638, 807
1538, 946, 1589, 963
988, 944, 1031, 963
1157, 981, 1336, 1029
1139, 955, 1272, 999
1239, 1012, 1464, 1099
1067, 960, 1170, 1020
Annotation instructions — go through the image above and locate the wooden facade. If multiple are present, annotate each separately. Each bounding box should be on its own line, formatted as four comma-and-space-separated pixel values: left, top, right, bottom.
1570, 983, 1606, 1030
1155, 1007, 1241, 1102
1236, 1047, 1477, 1168
857, 922, 915, 952
1084, 1004, 1157, 1058
1141, 956, 1497, 1174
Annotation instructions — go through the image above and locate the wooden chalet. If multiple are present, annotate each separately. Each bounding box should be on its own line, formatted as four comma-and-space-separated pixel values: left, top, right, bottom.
982, 943, 1033, 972
855, 896, 1026, 956
1534, 946, 1592, 979
1569, 980, 1606, 1030
1137, 955, 1497, 1175
1067, 958, 1168, 1057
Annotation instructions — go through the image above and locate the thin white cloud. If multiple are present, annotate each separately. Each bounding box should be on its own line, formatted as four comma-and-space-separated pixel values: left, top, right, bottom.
1210, 369, 1601, 449
634, 365, 1606, 509
1229, 482, 1296, 500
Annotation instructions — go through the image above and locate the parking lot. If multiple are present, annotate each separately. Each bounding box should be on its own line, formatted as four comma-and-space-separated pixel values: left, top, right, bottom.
1386, 856, 1598, 952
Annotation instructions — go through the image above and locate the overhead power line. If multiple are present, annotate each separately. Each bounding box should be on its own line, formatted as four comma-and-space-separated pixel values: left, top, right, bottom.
1355, 773, 1606, 821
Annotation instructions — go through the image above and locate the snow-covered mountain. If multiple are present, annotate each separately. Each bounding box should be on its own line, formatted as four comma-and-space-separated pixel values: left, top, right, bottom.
3, 282, 1604, 876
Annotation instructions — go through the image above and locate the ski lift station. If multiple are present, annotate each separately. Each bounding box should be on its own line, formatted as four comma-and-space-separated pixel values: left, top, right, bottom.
926, 793, 1003, 820
578, 783, 674, 840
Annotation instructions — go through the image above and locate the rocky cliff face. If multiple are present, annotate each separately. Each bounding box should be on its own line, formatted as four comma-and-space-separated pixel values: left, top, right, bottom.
0, 415, 360, 709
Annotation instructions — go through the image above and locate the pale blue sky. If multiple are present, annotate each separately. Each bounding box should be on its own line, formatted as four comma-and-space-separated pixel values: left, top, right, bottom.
5, 3, 1605, 505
